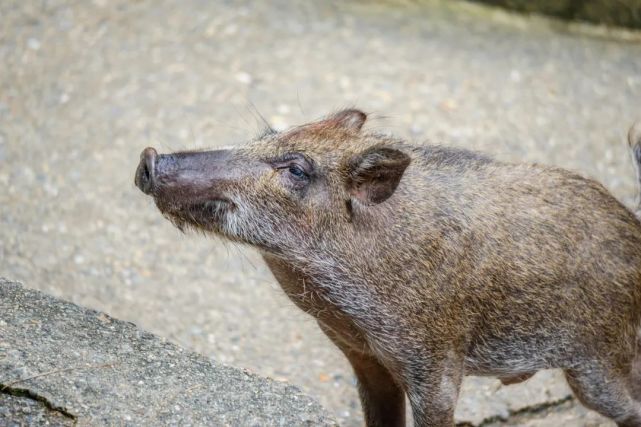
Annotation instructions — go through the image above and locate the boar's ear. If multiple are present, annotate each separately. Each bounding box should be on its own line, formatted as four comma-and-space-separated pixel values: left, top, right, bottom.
347, 145, 411, 205
326, 109, 367, 132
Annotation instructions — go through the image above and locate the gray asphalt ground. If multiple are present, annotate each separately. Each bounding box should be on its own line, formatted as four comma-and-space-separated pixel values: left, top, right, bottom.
1, 0, 641, 425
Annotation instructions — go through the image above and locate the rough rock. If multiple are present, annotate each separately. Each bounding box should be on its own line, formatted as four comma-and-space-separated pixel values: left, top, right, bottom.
0, 278, 336, 426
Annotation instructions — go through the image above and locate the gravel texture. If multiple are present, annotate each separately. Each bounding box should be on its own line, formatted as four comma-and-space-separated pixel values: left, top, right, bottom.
1, 0, 640, 425
0, 279, 336, 426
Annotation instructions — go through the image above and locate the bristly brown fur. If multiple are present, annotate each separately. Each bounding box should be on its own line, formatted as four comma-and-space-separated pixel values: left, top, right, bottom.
137, 110, 641, 427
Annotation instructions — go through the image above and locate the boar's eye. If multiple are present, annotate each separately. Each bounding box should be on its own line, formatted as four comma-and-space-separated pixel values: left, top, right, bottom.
288, 164, 307, 179
271, 153, 313, 192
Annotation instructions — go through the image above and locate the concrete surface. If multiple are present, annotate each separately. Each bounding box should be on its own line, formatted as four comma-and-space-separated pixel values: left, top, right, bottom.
1, 0, 640, 425
0, 278, 336, 426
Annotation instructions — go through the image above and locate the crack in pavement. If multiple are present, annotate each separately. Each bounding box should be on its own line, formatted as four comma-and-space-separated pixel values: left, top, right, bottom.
1, 385, 77, 423
466, 395, 576, 426
454, 395, 575, 426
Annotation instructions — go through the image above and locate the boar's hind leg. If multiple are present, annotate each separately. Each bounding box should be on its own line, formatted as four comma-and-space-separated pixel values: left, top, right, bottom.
565, 364, 641, 427
499, 372, 535, 386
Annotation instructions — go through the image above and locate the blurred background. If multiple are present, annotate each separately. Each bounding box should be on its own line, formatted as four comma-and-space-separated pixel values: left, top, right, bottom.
1, 0, 641, 425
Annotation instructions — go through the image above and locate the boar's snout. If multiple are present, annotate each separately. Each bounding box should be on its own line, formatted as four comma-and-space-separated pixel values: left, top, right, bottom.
134, 146, 248, 233
135, 147, 158, 195
134, 147, 243, 207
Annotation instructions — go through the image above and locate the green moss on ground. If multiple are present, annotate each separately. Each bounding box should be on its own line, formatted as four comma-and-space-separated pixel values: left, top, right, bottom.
466, 0, 641, 29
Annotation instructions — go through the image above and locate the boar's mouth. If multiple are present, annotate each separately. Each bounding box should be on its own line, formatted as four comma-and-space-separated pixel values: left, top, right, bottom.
187, 198, 236, 218
156, 196, 236, 232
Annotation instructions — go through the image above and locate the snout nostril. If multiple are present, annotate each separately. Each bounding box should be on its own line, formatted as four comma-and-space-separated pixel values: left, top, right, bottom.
141, 162, 150, 185
135, 147, 158, 194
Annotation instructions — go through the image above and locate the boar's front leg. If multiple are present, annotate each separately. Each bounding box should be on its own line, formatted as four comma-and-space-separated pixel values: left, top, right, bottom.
403, 350, 464, 427
320, 323, 406, 427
